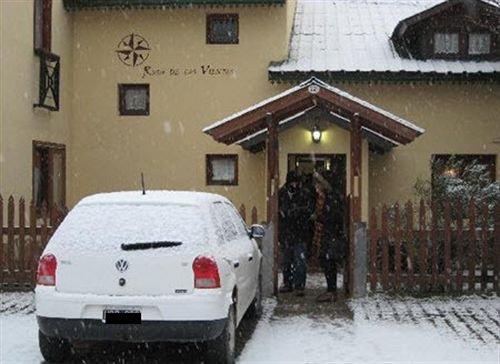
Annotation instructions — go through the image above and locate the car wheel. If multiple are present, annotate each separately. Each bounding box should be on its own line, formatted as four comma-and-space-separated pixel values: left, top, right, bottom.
38, 330, 72, 363
205, 305, 236, 364
246, 270, 263, 319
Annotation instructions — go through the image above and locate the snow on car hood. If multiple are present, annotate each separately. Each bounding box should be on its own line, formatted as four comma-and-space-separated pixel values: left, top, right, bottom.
48, 203, 213, 254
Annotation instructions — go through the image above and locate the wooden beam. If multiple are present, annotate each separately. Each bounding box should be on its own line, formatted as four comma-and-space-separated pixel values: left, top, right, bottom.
266, 113, 280, 296
209, 88, 311, 141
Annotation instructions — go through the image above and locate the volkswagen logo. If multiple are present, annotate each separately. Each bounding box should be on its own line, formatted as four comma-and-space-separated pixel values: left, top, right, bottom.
115, 259, 129, 273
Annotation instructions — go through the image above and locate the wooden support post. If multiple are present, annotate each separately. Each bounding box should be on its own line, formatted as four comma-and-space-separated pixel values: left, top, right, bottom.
350, 114, 362, 224
347, 113, 362, 296
266, 113, 280, 296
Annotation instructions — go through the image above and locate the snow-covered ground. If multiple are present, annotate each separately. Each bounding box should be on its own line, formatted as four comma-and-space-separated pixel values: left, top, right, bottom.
1, 290, 499, 363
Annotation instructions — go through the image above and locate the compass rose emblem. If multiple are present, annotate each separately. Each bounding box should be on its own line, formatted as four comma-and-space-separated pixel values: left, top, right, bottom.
116, 33, 151, 67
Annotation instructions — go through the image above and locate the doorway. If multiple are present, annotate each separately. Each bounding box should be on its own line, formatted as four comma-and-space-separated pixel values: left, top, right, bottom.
32, 141, 66, 215
287, 154, 347, 269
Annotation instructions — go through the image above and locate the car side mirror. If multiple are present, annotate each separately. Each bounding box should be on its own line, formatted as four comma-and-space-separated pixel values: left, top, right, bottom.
249, 224, 265, 239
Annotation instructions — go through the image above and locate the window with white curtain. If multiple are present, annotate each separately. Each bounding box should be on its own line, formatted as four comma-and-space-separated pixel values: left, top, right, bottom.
468, 33, 491, 55
206, 155, 238, 185
434, 33, 459, 54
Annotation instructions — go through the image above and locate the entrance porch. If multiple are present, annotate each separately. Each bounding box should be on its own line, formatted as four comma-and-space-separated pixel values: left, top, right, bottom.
204, 77, 424, 297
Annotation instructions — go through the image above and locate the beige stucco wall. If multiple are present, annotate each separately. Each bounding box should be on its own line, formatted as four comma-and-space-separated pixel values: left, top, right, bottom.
1, 1, 498, 227
337, 83, 500, 210
69, 5, 293, 220
0, 0, 73, 200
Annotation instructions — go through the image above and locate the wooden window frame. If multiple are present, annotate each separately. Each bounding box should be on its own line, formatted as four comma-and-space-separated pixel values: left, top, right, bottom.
118, 83, 150, 116
432, 30, 462, 58
468, 32, 491, 56
34, 0, 52, 53
206, 154, 239, 186
32, 140, 66, 212
206, 14, 239, 45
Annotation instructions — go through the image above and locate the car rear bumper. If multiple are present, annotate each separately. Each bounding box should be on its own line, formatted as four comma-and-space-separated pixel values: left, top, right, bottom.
37, 316, 227, 342
35, 286, 232, 322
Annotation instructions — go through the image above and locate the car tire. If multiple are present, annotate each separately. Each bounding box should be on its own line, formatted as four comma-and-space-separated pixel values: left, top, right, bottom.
38, 330, 72, 363
205, 305, 236, 364
246, 270, 263, 319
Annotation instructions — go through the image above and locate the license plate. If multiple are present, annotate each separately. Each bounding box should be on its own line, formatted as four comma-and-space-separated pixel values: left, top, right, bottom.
103, 309, 141, 324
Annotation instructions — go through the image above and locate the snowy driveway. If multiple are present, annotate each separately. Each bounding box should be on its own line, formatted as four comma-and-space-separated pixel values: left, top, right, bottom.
2, 291, 499, 363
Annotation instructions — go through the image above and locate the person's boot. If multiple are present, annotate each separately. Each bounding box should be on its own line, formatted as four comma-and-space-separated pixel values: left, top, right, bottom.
295, 287, 306, 297
279, 285, 294, 293
316, 291, 335, 303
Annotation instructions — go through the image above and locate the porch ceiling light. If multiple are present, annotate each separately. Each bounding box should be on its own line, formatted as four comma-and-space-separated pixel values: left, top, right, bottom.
312, 125, 322, 143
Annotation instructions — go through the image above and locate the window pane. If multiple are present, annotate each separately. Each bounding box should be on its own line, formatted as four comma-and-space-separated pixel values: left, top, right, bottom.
211, 157, 235, 181
469, 33, 490, 55
125, 88, 148, 111
34, 0, 43, 50
434, 33, 459, 54
52, 150, 64, 208
208, 15, 238, 44
213, 202, 237, 241
119, 84, 149, 115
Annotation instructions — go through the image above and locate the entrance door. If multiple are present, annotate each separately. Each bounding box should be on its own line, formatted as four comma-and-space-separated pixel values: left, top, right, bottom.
33, 141, 66, 216
287, 154, 347, 271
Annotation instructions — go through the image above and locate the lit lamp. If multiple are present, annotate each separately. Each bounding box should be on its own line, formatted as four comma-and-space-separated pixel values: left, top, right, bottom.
312, 125, 322, 143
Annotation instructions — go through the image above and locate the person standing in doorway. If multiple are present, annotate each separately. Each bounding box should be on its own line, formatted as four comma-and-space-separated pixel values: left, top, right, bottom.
312, 172, 346, 302
278, 171, 311, 296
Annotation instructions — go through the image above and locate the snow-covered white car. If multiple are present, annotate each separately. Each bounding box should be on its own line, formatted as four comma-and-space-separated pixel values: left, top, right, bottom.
35, 191, 264, 363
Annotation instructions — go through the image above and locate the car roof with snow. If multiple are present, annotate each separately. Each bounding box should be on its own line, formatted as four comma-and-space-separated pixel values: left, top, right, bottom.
78, 191, 228, 207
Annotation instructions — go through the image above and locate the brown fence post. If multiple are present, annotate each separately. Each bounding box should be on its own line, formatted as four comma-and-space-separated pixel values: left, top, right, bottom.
393, 203, 401, 290
480, 202, 489, 291
494, 203, 500, 292
251, 206, 258, 225
468, 199, 477, 292
381, 204, 389, 291
456, 199, 464, 292
481, 202, 488, 290
0, 194, 3, 286
443, 199, 451, 290
430, 200, 438, 290
239, 203, 246, 224
30, 199, 37, 286
369, 207, 378, 291
418, 199, 427, 291
405, 201, 415, 291
7, 196, 15, 284
18, 197, 26, 285
40, 202, 48, 252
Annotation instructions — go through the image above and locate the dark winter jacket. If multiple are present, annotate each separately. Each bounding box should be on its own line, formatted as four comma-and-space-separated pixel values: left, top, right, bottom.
278, 184, 313, 246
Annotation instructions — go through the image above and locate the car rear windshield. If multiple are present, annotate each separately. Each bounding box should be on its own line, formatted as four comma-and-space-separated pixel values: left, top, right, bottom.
50, 203, 208, 253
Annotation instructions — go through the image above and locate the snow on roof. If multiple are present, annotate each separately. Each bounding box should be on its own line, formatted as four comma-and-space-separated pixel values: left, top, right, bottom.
79, 190, 226, 207
204, 77, 425, 134
269, 0, 500, 75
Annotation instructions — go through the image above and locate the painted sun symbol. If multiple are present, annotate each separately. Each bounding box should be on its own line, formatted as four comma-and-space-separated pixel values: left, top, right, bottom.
116, 33, 151, 67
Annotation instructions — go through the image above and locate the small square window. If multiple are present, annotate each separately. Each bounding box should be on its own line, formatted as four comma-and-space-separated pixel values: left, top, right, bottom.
434, 33, 459, 54
118, 84, 149, 116
469, 33, 491, 55
206, 154, 238, 185
207, 14, 239, 45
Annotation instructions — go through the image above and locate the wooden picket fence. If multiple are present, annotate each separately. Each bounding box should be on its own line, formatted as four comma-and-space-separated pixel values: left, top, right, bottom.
1, 195, 67, 291
369, 199, 500, 293
239, 203, 259, 225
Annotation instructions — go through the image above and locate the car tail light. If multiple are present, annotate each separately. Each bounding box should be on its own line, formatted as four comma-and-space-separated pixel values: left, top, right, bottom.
37, 254, 57, 286
193, 256, 220, 289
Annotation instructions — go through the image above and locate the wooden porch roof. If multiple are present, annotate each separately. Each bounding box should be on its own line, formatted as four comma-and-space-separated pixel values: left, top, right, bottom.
203, 77, 424, 147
